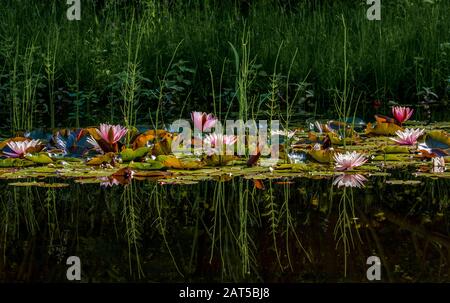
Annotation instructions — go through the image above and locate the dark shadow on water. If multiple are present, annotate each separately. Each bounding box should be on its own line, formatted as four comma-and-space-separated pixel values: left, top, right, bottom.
0, 172, 449, 282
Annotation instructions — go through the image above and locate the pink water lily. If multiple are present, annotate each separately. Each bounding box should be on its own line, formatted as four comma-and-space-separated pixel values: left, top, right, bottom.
203, 133, 237, 156
392, 106, 414, 125
333, 174, 368, 188
3, 139, 41, 158
390, 128, 424, 145
191, 112, 217, 132
334, 151, 368, 171
96, 123, 127, 144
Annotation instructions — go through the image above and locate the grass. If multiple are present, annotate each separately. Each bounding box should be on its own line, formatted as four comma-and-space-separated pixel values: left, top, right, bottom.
0, 0, 449, 134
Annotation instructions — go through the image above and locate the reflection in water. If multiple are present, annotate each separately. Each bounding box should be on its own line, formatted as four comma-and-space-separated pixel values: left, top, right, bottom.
99, 177, 121, 187
332, 174, 368, 188
0, 174, 449, 282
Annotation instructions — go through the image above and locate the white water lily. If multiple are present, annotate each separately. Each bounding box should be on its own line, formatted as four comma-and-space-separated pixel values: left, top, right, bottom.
391, 128, 425, 146
203, 133, 237, 156
333, 151, 368, 171
4, 139, 41, 158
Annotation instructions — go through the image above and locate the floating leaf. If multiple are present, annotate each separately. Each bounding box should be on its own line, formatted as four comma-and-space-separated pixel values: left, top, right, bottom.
86, 152, 116, 165
307, 149, 334, 163
372, 154, 410, 161
155, 155, 183, 169
129, 160, 165, 170
204, 154, 237, 166
131, 130, 168, 149
374, 114, 397, 124
25, 153, 53, 164
120, 147, 150, 162
8, 181, 69, 188
425, 130, 450, 149
382, 146, 411, 154
0, 158, 35, 167
112, 167, 134, 177
179, 159, 205, 170
365, 122, 403, 136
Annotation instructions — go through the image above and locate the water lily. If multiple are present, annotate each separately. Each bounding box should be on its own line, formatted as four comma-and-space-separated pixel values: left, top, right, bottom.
333, 174, 368, 188
3, 139, 41, 158
333, 151, 367, 171
96, 123, 127, 144
390, 128, 424, 145
191, 112, 217, 132
203, 133, 237, 156
392, 106, 414, 125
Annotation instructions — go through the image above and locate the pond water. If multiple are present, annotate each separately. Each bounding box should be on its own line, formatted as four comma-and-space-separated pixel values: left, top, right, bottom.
1, 119, 450, 282
0, 172, 449, 282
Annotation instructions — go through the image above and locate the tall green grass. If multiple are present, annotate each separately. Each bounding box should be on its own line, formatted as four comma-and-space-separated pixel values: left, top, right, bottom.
0, 0, 449, 134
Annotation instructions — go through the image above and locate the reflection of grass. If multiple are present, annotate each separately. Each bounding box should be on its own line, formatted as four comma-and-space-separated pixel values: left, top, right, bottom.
263, 180, 312, 272
333, 187, 361, 277
1, 174, 449, 281
122, 182, 144, 278
149, 183, 184, 277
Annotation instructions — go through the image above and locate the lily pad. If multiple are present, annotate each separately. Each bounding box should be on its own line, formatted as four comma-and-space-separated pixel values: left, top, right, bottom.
8, 181, 69, 188
382, 146, 411, 154
385, 180, 422, 185
25, 153, 53, 164
365, 122, 403, 136
129, 160, 165, 170
0, 158, 35, 167
120, 147, 151, 162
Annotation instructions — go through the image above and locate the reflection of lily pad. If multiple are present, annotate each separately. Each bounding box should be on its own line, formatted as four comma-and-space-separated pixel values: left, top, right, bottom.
8, 181, 69, 188
385, 180, 422, 185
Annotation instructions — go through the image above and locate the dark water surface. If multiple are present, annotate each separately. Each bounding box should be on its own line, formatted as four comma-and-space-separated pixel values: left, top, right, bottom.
0, 172, 449, 283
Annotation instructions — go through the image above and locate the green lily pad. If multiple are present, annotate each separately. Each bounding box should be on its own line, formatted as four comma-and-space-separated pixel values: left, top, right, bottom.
382, 146, 411, 154
385, 180, 422, 185
372, 154, 411, 161
0, 158, 36, 167
8, 181, 69, 188
129, 160, 165, 170
25, 153, 53, 164
120, 147, 151, 162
